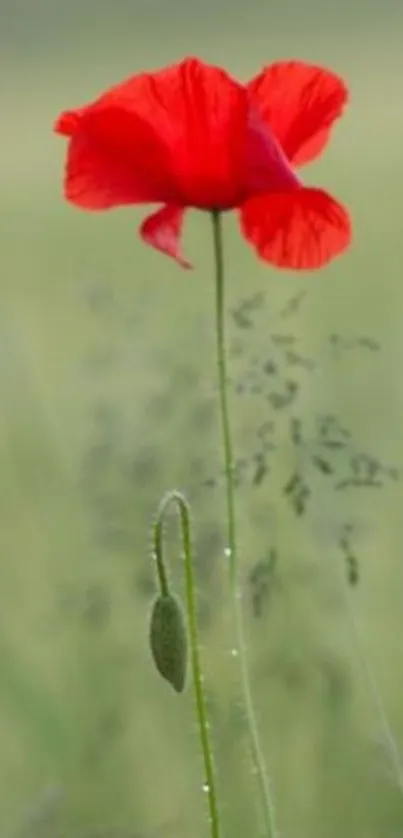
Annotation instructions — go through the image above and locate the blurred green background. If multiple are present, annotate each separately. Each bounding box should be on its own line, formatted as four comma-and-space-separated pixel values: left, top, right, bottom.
1, 0, 403, 836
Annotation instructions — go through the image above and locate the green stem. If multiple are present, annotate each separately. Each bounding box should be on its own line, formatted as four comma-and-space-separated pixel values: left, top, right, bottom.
154, 491, 222, 838
154, 517, 169, 596
211, 211, 278, 838
340, 569, 403, 794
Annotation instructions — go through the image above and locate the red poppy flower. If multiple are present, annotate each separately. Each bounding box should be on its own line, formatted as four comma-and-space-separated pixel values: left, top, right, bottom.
54, 57, 351, 270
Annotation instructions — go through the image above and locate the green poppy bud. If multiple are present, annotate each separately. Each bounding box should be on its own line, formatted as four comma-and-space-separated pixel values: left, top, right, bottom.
149, 594, 187, 693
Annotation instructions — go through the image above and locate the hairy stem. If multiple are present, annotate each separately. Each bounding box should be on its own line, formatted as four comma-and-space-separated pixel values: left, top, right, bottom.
154, 490, 222, 838
211, 211, 278, 838
340, 573, 403, 794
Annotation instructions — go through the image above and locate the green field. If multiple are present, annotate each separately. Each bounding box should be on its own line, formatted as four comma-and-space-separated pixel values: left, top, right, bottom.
1, 2, 403, 836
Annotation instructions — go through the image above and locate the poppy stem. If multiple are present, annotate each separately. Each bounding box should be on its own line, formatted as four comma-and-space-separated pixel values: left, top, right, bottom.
211, 210, 279, 838
337, 552, 403, 796
153, 490, 223, 838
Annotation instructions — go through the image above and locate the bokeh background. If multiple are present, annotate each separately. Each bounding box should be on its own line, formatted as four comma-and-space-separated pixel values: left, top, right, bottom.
1, 1, 403, 836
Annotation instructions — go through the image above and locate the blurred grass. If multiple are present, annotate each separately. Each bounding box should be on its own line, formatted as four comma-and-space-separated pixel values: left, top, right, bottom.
1, 2, 403, 836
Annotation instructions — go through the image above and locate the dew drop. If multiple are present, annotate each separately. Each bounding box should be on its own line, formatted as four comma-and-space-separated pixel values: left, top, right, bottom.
230, 648, 239, 658
224, 547, 232, 559
202, 782, 210, 793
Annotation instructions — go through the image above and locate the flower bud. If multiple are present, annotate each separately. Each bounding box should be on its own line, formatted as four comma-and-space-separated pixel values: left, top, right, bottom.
149, 594, 187, 693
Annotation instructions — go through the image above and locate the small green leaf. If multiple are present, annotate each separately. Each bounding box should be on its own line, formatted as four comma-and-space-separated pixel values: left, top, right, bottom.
149, 594, 187, 693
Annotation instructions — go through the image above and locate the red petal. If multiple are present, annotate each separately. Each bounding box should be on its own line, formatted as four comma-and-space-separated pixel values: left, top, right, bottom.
139, 205, 191, 268
123, 57, 250, 209
62, 109, 178, 209
54, 109, 84, 136
248, 61, 348, 166
243, 107, 301, 197
56, 58, 253, 211
240, 187, 351, 270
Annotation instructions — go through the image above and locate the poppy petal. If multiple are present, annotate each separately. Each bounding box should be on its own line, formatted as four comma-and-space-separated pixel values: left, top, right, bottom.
61, 109, 178, 209
243, 107, 301, 197
248, 61, 348, 166
139, 205, 191, 268
56, 58, 254, 211
240, 187, 351, 269
54, 109, 85, 136
123, 57, 251, 209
